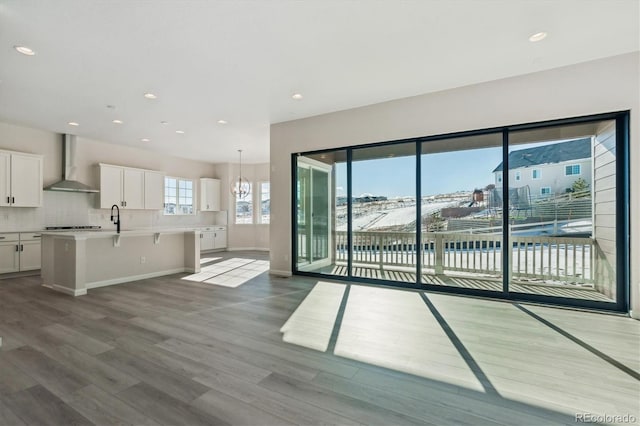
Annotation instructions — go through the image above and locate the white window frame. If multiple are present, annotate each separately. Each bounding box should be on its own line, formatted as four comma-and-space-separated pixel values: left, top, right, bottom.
565, 164, 581, 176
259, 181, 270, 224
540, 187, 551, 195
164, 176, 195, 215
532, 169, 541, 180
234, 182, 254, 224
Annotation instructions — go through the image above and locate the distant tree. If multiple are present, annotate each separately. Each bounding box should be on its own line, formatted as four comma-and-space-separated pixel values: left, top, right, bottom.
571, 178, 590, 197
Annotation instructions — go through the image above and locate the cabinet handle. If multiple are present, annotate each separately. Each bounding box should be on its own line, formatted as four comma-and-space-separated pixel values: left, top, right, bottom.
124, 201, 127, 207
11, 197, 15, 204
15, 245, 19, 252
6, 197, 9, 203
0, 237, 5, 240
33, 235, 41, 238
20, 244, 23, 252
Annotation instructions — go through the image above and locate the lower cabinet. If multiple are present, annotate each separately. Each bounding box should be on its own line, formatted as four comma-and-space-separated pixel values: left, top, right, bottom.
200, 227, 227, 251
0, 233, 41, 273
0, 242, 19, 274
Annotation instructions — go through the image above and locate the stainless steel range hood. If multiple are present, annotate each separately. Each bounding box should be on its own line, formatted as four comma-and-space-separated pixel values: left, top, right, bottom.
44, 134, 99, 193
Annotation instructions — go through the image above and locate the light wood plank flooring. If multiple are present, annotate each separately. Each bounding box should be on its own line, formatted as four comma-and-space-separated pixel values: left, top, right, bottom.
0, 251, 638, 425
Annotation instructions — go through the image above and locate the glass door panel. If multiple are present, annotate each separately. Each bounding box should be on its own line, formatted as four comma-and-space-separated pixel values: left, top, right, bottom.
507, 120, 617, 303
296, 151, 346, 275
421, 133, 503, 291
350, 143, 417, 283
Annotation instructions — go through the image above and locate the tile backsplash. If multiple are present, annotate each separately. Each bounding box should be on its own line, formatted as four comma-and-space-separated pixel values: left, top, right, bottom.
0, 191, 226, 232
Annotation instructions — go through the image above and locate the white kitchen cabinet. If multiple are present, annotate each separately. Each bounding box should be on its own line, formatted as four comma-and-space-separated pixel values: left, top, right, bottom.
20, 240, 41, 271
144, 171, 164, 210
99, 164, 156, 209
200, 226, 226, 251
200, 178, 221, 211
0, 150, 43, 208
200, 231, 215, 251
0, 234, 20, 273
213, 228, 227, 249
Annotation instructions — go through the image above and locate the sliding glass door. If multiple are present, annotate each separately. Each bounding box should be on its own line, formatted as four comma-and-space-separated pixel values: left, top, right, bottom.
292, 112, 628, 312
421, 133, 503, 293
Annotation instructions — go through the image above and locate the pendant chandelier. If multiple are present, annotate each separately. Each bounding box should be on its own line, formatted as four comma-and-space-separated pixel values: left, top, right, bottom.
230, 149, 251, 199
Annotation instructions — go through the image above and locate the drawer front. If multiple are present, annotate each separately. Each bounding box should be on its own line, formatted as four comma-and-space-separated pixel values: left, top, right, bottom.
20, 232, 42, 241
0, 233, 20, 242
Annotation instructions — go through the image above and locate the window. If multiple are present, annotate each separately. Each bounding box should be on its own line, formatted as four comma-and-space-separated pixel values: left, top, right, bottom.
532, 169, 541, 179
260, 181, 270, 224
515, 171, 521, 181
164, 177, 194, 215
497, 172, 502, 183
234, 182, 253, 224
565, 164, 581, 176
540, 187, 551, 195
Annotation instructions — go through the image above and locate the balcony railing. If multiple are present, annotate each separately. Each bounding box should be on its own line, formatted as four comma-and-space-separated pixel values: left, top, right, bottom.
330, 229, 594, 285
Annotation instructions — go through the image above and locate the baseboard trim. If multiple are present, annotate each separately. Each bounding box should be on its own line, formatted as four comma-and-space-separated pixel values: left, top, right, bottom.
270, 269, 292, 277
227, 247, 269, 252
86, 268, 187, 290
630, 309, 639, 320
43, 283, 87, 297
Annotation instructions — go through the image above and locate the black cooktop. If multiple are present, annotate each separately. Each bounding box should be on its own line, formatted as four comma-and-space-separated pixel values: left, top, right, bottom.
45, 226, 102, 230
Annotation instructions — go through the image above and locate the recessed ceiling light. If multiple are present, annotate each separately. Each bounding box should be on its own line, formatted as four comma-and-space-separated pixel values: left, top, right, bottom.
112, 119, 123, 124
292, 93, 303, 100
175, 130, 185, 134
529, 32, 547, 42
160, 121, 169, 125
217, 119, 228, 125
141, 138, 150, 142
67, 121, 79, 126
14, 46, 35, 56
144, 93, 157, 99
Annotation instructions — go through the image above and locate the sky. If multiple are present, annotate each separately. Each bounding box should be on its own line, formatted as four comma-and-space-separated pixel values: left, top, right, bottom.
334, 146, 503, 198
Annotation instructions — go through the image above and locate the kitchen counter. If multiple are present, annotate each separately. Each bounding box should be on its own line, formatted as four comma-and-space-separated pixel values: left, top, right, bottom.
41, 228, 204, 296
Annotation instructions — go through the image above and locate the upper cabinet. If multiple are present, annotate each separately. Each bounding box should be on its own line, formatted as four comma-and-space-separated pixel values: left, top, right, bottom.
200, 178, 221, 211
99, 164, 163, 210
144, 171, 164, 210
0, 150, 43, 208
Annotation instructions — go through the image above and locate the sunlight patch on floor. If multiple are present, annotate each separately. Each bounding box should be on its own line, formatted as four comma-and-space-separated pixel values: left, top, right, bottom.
280, 281, 346, 351
181, 258, 268, 287
334, 286, 484, 391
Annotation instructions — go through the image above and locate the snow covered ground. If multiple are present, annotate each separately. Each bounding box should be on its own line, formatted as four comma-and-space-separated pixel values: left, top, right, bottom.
337, 200, 457, 231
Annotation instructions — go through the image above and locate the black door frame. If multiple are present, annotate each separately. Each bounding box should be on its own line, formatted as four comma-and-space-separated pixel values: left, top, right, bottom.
291, 111, 630, 313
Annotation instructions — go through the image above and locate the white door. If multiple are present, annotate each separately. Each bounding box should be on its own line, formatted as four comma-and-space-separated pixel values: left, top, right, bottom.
100, 165, 124, 208
10, 154, 43, 207
0, 242, 20, 273
0, 153, 10, 206
20, 241, 41, 271
144, 171, 164, 210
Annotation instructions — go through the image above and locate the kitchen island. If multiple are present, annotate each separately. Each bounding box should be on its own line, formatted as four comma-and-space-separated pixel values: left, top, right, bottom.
41, 229, 201, 296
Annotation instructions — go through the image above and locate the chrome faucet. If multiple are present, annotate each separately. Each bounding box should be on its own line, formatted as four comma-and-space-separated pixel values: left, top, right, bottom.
110, 204, 121, 233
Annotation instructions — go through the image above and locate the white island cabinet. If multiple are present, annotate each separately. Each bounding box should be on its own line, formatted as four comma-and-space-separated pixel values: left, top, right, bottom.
0, 232, 41, 273
0, 150, 43, 207
41, 229, 201, 296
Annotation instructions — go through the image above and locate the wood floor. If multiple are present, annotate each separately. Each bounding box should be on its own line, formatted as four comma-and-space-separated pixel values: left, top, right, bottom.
0, 251, 638, 425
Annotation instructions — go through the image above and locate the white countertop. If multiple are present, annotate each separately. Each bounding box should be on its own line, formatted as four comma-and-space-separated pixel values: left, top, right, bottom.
41, 225, 226, 239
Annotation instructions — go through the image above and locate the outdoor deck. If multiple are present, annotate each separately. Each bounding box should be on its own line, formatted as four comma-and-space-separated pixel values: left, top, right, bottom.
327, 264, 613, 302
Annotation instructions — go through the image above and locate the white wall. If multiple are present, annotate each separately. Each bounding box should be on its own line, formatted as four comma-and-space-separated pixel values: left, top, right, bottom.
0, 122, 225, 232
270, 52, 640, 315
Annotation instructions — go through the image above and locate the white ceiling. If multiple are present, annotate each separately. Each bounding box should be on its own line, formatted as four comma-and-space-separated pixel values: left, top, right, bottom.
0, 0, 638, 164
